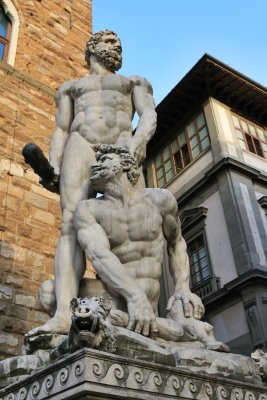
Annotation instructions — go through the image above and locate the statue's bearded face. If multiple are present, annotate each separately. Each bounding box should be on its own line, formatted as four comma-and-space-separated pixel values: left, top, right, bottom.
90, 153, 122, 189
86, 31, 122, 72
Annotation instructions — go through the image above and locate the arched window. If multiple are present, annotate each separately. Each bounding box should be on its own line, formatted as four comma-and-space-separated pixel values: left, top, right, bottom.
0, 4, 11, 61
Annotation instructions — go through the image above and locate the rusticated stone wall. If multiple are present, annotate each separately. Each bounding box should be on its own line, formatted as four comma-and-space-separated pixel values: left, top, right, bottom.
10, 0, 92, 89
0, 0, 92, 359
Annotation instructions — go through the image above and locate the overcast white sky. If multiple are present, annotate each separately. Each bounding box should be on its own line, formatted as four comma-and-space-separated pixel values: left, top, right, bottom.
93, 0, 267, 106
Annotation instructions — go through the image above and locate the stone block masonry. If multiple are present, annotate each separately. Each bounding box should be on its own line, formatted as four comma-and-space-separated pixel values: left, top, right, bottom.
12, 0, 92, 90
0, 0, 93, 359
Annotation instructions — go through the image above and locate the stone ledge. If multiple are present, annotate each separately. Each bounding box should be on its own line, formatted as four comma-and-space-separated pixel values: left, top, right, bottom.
0, 61, 55, 97
0, 348, 266, 400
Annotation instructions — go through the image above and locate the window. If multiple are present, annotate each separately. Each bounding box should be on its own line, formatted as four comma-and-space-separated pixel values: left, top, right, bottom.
0, 0, 20, 66
258, 196, 267, 218
180, 207, 221, 299
188, 235, 210, 286
152, 111, 210, 188
0, 5, 11, 61
232, 114, 267, 159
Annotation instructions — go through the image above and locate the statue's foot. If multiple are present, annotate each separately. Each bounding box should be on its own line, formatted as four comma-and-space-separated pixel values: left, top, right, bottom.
205, 340, 230, 353
26, 315, 71, 337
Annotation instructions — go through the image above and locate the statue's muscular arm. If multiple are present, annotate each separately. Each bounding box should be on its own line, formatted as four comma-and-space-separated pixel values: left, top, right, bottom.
74, 200, 158, 338
49, 80, 76, 175
128, 76, 157, 166
151, 189, 205, 320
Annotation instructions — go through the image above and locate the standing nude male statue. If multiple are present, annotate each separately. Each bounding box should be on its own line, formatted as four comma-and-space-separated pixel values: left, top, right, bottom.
28, 30, 157, 336
72, 145, 227, 350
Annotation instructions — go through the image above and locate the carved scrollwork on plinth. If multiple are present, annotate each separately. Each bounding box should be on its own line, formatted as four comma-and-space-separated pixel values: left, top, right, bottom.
1, 352, 267, 400
230, 387, 244, 400
204, 382, 213, 397
134, 370, 145, 385
44, 374, 54, 392
152, 372, 163, 387
113, 364, 125, 380
18, 387, 27, 400
92, 359, 107, 378
127, 366, 149, 389
192, 381, 214, 399
179, 377, 199, 398
244, 392, 256, 400
6, 394, 15, 400
30, 381, 41, 398
105, 363, 128, 385
74, 360, 84, 378
165, 375, 181, 396
170, 375, 180, 390
217, 385, 228, 399
172, 376, 180, 390
59, 367, 69, 386
189, 380, 197, 394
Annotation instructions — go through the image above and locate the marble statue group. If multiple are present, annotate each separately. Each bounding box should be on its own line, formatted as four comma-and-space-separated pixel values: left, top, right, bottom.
24, 30, 226, 351
3, 29, 267, 397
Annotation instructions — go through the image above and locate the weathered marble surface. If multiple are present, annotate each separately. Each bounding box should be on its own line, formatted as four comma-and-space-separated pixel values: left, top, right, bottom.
29, 146, 226, 352
14, 28, 264, 400
0, 328, 262, 390
22, 30, 224, 355
0, 355, 45, 390
0, 348, 266, 400
252, 349, 267, 385
23, 29, 158, 338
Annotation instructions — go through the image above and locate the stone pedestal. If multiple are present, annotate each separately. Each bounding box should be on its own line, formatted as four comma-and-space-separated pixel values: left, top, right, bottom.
1, 348, 267, 400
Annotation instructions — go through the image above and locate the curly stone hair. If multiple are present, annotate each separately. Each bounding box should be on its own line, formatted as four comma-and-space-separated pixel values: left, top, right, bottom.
94, 144, 140, 186
85, 30, 122, 72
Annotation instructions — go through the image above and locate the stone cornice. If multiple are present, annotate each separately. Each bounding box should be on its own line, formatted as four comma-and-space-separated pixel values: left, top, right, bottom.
0, 61, 55, 96
177, 157, 267, 207
203, 269, 267, 308
0, 348, 266, 399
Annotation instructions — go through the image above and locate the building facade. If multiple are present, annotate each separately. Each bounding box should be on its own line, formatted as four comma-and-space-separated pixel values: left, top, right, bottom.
0, 0, 92, 359
146, 54, 267, 356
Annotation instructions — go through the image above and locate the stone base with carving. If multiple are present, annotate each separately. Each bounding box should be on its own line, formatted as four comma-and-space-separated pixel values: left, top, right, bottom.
0, 347, 267, 400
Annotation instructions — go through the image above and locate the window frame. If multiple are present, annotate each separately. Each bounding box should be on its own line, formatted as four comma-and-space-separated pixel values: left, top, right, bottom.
0, 5, 12, 61
187, 233, 211, 287
180, 207, 221, 298
232, 113, 267, 159
152, 111, 211, 188
0, 0, 20, 66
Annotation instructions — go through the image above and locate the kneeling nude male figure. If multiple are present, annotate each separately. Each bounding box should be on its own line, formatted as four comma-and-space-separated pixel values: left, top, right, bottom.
72, 145, 226, 350
27, 30, 157, 336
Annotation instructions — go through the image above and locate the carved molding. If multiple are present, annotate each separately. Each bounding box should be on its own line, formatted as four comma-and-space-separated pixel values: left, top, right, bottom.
180, 206, 208, 233
1, 349, 267, 400
258, 196, 267, 210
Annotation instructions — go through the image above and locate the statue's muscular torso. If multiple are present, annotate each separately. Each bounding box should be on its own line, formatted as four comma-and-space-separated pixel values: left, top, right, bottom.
89, 190, 165, 306
65, 74, 135, 145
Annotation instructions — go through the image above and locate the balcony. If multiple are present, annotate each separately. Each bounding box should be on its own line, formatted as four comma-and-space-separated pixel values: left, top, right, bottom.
191, 276, 221, 299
